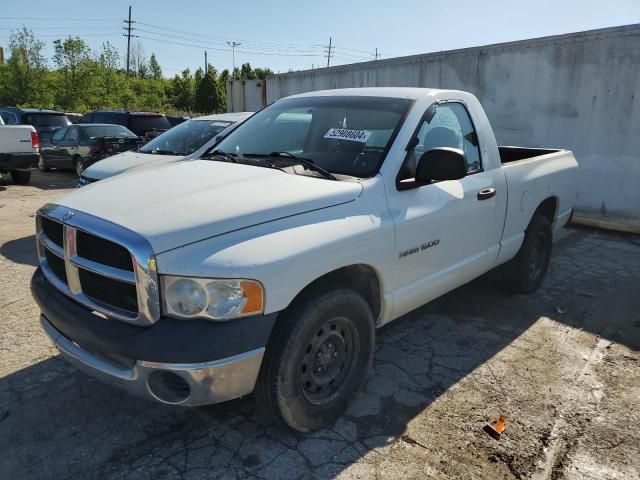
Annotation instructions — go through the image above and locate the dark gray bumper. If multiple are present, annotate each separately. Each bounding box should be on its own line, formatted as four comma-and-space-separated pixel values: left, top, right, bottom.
41, 316, 265, 406
0, 152, 38, 171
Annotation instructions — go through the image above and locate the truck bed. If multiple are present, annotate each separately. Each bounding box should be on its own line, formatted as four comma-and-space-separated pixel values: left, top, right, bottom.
497, 146, 578, 267
499, 146, 564, 164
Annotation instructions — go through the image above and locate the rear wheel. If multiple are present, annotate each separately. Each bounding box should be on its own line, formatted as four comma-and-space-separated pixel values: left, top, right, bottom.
255, 287, 375, 432
38, 155, 50, 172
73, 156, 84, 176
501, 214, 552, 293
10, 169, 31, 185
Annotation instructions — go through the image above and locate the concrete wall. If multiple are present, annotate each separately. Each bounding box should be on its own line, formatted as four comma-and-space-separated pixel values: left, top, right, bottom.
264, 25, 640, 218
226, 79, 266, 113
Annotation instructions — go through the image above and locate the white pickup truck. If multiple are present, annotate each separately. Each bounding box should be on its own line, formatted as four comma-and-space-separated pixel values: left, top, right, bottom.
31, 88, 577, 431
0, 120, 39, 184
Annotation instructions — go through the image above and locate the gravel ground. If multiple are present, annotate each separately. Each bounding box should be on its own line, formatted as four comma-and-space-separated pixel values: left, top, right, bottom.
1, 170, 639, 480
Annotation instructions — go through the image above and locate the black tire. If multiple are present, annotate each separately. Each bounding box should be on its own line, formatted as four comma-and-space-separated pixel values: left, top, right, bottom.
10, 169, 31, 185
38, 155, 50, 172
73, 156, 84, 176
501, 214, 552, 293
255, 288, 375, 432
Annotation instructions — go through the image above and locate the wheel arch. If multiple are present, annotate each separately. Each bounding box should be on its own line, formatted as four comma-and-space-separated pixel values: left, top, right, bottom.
530, 196, 558, 228
284, 264, 383, 323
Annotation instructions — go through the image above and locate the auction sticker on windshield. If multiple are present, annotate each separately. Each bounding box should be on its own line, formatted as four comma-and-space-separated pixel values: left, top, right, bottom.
324, 128, 371, 143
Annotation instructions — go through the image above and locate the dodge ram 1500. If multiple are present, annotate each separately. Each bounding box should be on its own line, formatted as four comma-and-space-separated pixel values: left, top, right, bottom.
31, 87, 577, 431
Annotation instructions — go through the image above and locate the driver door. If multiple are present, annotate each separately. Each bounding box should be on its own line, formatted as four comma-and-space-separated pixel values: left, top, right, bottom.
42, 127, 68, 166
385, 102, 502, 318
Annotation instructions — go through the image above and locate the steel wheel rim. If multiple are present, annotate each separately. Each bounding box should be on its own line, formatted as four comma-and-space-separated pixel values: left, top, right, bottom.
300, 316, 358, 405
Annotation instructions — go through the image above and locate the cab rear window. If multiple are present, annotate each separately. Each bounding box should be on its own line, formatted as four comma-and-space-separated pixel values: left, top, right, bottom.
24, 114, 70, 127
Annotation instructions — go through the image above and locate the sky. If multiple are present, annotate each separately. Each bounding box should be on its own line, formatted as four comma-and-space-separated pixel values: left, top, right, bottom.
1, 0, 639, 77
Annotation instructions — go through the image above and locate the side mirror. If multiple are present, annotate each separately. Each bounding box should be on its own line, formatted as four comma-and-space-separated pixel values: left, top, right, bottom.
415, 147, 467, 183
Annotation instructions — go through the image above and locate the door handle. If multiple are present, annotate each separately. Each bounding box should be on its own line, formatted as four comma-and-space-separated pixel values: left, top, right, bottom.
477, 187, 496, 200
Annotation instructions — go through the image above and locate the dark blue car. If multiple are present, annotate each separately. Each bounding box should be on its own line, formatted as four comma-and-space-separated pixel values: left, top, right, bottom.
0, 108, 71, 146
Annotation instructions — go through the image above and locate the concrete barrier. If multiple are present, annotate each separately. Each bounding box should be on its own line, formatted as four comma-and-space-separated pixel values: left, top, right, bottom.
263, 25, 640, 219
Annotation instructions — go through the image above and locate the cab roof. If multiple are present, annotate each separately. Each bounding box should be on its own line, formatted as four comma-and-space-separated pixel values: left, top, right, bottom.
284, 87, 443, 101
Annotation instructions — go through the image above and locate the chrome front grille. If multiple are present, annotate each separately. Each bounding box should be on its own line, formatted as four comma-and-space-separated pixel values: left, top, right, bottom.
36, 204, 160, 326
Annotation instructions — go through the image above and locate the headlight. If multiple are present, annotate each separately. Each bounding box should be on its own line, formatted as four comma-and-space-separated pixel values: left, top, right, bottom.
161, 276, 264, 321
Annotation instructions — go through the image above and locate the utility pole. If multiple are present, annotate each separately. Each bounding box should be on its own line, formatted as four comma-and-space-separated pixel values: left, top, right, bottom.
204, 50, 208, 73
226, 41, 241, 70
324, 37, 334, 68
374, 48, 379, 61
123, 6, 135, 75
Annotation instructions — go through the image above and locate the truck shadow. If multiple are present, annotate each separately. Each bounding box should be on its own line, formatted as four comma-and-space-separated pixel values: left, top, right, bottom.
1, 235, 38, 267
0, 169, 78, 190
1, 227, 638, 479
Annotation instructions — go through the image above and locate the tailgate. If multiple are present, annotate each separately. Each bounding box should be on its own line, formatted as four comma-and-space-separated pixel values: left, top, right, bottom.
0, 126, 34, 154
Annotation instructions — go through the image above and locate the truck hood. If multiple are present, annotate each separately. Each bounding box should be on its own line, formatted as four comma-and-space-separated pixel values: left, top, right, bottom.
84, 150, 185, 180
58, 160, 363, 253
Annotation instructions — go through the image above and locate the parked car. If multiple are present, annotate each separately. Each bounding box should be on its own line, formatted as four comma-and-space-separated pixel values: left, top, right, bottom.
0, 122, 39, 184
80, 110, 172, 140
166, 115, 190, 127
31, 87, 577, 431
0, 107, 70, 145
78, 112, 252, 186
65, 113, 83, 124
39, 124, 139, 176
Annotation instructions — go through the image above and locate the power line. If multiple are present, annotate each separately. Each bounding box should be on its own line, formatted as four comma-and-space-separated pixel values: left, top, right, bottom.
136, 34, 320, 57
0, 16, 121, 21
133, 28, 318, 54
136, 21, 325, 49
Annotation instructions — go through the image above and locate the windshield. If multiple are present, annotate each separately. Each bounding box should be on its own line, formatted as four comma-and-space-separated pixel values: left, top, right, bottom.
140, 119, 232, 155
24, 113, 70, 127
211, 96, 412, 178
83, 125, 137, 138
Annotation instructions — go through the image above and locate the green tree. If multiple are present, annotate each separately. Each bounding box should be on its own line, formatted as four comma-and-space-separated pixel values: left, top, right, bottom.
218, 68, 231, 112
172, 68, 195, 111
2, 26, 49, 106
194, 66, 221, 113
239, 62, 256, 80
53, 36, 94, 109
96, 42, 126, 108
149, 53, 162, 80
253, 67, 274, 79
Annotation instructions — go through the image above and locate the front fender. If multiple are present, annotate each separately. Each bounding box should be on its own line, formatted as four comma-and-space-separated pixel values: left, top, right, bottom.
155, 181, 394, 315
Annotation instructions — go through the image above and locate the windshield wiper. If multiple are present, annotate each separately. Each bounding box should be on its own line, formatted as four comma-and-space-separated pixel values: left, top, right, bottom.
243, 152, 337, 180
143, 148, 180, 155
206, 149, 238, 163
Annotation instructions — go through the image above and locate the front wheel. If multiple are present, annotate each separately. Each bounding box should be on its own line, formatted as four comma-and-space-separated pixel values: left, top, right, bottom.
10, 169, 31, 185
255, 288, 375, 432
501, 214, 552, 293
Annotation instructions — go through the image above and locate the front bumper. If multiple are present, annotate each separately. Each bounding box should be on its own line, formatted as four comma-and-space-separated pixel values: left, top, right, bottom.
41, 316, 264, 405
0, 152, 38, 171
32, 267, 278, 406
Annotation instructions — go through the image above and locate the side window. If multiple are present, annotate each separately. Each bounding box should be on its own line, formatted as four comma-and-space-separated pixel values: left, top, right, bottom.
65, 126, 79, 142
1, 112, 17, 125
51, 127, 68, 143
415, 103, 481, 173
